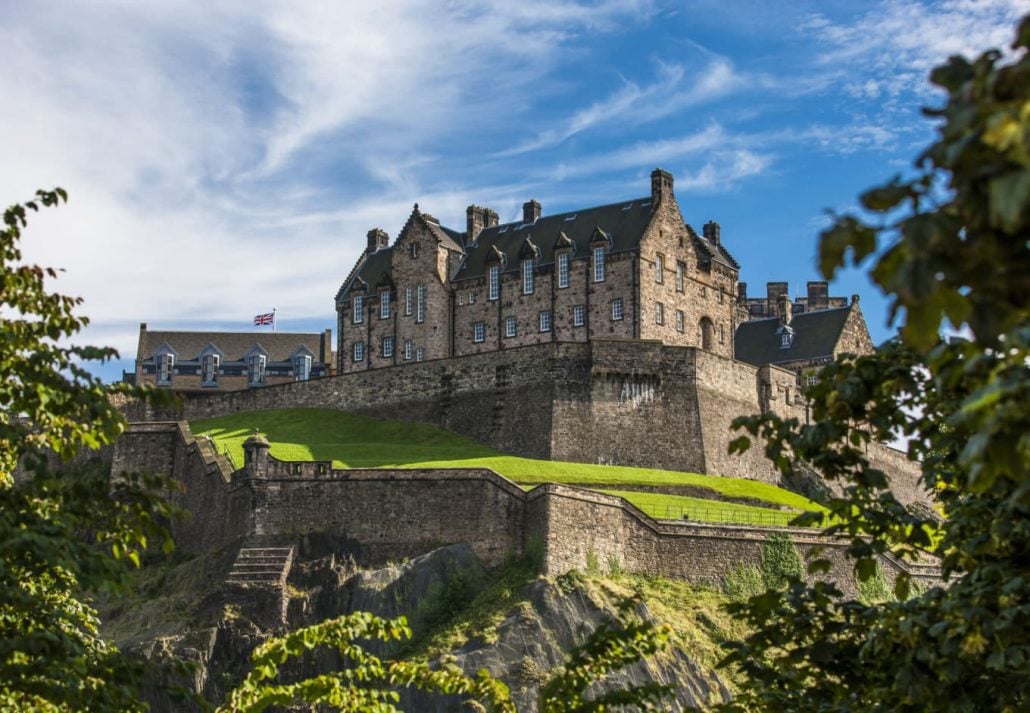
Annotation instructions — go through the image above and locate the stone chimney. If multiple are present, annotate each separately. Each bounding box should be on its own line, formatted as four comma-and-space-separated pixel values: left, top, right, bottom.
243, 432, 270, 478
777, 293, 793, 326
523, 200, 541, 224
851, 294, 861, 305
366, 228, 389, 252
807, 281, 829, 311
766, 282, 789, 318
651, 168, 674, 204
737, 282, 747, 301
703, 220, 721, 245
466, 205, 498, 244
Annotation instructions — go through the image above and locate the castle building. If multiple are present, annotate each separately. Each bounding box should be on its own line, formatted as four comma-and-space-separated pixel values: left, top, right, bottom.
127, 323, 333, 392
335, 169, 873, 377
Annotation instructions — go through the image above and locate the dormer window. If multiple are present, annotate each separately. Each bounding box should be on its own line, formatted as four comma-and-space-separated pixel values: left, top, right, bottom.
248, 354, 266, 385
156, 353, 174, 385
779, 326, 795, 349
201, 354, 219, 386
294, 354, 312, 381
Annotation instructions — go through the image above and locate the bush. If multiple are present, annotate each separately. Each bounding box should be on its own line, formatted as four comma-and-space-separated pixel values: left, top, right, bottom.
723, 563, 764, 601
761, 534, 803, 590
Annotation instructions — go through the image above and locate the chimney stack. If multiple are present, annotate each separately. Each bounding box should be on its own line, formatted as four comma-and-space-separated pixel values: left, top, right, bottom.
466, 205, 499, 244
807, 281, 828, 311
703, 220, 721, 245
651, 168, 674, 204
737, 282, 747, 301
366, 228, 389, 252
523, 200, 541, 224
777, 293, 793, 326
766, 282, 789, 318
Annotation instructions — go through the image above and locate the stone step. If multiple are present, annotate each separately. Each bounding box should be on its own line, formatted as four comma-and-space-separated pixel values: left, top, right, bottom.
225, 545, 294, 589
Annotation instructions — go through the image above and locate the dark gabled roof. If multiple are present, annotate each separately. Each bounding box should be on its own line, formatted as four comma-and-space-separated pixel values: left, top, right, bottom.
138, 330, 325, 363
734, 306, 852, 366
453, 197, 655, 281
337, 247, 392, 302
690, 226, 740, 269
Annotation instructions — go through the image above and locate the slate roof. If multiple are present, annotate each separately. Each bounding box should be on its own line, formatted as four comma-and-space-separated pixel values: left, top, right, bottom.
454, 198, 655, 281
689, 225, 740, 269
734, 306, 852, 366
138, 330, 326, 363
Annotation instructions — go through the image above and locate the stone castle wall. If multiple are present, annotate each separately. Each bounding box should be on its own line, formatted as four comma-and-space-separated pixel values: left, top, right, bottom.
110, 422, 941, 598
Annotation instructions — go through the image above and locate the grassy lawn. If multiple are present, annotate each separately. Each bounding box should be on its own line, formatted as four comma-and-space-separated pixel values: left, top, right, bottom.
192, 408, 821, 520
599, 490, 803, 527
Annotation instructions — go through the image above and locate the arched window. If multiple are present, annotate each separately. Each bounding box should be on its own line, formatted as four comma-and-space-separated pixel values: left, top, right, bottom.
700, 317, 715, 351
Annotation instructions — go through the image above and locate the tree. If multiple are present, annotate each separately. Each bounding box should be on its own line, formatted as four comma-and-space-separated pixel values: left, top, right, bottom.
718, 16, 1029, 712
0, 190, 177, 710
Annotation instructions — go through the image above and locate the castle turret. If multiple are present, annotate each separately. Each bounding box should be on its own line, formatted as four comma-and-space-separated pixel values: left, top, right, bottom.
243, 432, 270, 478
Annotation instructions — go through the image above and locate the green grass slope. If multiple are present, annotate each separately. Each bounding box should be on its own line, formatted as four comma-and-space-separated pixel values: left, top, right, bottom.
191, 408, 821, 524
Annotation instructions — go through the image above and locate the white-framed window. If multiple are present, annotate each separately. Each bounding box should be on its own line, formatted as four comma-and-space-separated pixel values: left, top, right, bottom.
458, 293, 464, 306
655, 254, 664, 283
780, 329, 794, 348
573, 304, 585, 327
676, 261, 684, 292
404, 339, 413, 360
593, 246, 606, 282
405, 287, 413, 316
382, 336, 394, 358
380, 291, 391, 319
353, 341, 365, 362
202, 354, 219, 385
353, 295, 364, 324
473, 321, 486, 343
416, 284, 425, 323
656, 302, 664, 325
505, 316, 517, 337
156, 353, 174, 384
468, 290, 476, 304
675, 310, 684, 333
539, 310, 551, 332
611, 298, 623, 321
557, 253, 570, 289
293, 354, 312, 382
415, 347, 424, 362
488, 265, 500, 300
522, 259, 534, 294
248, 354, 266, 385
806, 373, 818, 387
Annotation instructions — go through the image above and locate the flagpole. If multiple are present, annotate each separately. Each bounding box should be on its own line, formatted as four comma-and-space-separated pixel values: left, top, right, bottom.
272, 308, 277, 334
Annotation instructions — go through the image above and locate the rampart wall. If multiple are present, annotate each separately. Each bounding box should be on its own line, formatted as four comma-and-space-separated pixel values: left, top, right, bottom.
111, 422, 940, 598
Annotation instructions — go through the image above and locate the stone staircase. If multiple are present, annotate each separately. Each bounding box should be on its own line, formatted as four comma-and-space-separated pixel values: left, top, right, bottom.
225, 546, 294, 588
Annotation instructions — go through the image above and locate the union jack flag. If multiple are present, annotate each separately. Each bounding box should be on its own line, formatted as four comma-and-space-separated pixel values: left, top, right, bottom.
253, 312, 275, 326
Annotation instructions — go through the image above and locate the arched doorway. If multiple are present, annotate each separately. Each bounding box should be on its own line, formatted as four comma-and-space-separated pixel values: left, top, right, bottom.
700, 317, 715, 351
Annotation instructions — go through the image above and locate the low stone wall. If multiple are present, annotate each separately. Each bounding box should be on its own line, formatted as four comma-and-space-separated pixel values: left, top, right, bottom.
111, 423, 942, 597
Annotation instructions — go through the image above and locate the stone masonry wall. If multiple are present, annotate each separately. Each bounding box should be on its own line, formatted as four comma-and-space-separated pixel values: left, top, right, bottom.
112, 422, 941, 596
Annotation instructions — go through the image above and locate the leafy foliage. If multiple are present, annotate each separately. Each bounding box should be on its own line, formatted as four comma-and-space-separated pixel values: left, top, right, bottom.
0, 191, 178, 710
760, 534, 804, 591
719, 17, 1029, 713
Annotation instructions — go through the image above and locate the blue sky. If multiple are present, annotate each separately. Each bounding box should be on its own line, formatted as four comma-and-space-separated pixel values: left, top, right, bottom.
2, 0, 1026, 382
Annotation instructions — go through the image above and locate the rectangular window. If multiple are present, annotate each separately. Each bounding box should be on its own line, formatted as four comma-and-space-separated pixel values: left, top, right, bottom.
505, 316, 517, 338
458, 293, 464, 306
293, 355, 311, 382
557, 253, 570, 288
382, 336, 394, 358
405, 287, 413, 316
676, 261, 684, 292
416, 348, 424, 362
655, 254, 664, 283
488, 265, 500, 300
473, 322, 485, 343
676, 310, 684, 333
611, 298, 623, 321
248, 354, 266, 385
353, 341, 365, 362
522, 259, 534, 294
573, 304, 585, 327
380, 291, 390, 319
593, 246, 606, 282
416, 284, 425, 323
404, 339, 413, 361
468, 290, 476, 304
202, 355, 219, 385
655, 302, 664, 325
353, 295, 364, 324
539, 310, 551, 332
157, 354, 174, 384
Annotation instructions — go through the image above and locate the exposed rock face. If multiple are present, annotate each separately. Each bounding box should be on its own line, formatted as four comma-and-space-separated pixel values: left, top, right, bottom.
116, 541, 730, 711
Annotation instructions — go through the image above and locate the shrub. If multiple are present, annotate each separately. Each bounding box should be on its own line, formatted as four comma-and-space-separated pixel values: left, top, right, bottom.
761, 533, 803, 590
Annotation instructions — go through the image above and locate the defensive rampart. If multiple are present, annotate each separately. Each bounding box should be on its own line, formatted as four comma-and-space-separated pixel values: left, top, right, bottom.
111, 422, 940, 598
